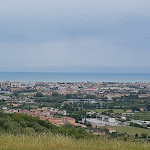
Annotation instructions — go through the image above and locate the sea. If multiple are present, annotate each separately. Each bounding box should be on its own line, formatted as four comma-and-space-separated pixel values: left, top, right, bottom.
0, 72, 150, 82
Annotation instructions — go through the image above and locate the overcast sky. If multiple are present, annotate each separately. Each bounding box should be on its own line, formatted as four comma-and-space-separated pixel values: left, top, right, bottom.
0, 0, 150, 73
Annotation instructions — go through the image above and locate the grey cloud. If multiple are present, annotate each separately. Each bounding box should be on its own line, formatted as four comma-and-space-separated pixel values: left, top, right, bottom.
0, 0, 150, 72
0, 38, 149, 71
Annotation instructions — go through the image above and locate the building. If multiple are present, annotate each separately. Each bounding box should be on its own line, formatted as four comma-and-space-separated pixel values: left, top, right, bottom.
108, 128, 116, 133
83, 115, 123, 127
122, 113, 135, 117
41, 117, 64, 126
126, 109, 133, 113
62, 117, 76, 125
97, 115, 116, 123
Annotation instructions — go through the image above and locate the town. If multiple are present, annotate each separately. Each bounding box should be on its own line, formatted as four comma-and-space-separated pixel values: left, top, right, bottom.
0, 81, 150, 137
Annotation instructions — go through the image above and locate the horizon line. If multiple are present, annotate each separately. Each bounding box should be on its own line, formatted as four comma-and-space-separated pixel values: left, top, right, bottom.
0, 72, 150, 74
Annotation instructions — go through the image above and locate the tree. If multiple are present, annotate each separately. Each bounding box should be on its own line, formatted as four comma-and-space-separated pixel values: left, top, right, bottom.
22, 127, 35, 134
35, 92, 43, 97
134, 133, 139, 138
52, 92, 59, 97
65, 94, 72, 99
13, 91, 19, 97
141, 133, 148, 138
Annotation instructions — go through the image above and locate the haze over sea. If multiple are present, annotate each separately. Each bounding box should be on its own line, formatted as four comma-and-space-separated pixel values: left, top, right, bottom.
0, 72, 150, 82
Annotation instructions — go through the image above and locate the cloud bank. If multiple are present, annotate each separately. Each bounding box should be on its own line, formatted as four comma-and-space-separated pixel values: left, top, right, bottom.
0, 0, 150, 72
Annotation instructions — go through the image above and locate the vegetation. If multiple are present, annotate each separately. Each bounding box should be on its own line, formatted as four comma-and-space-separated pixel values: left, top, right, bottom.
35, 93, 66, 104
0, 134, 150, 150
65, 94, 96, 99
89, 109, 125, 114
0, 112, 150, 149
131, 112, 150, 121
0, 112, 92, 139
107, 126, 150, 137
62, 103, 86, 122
110, 99, 150, 111
130, 122, 147, 129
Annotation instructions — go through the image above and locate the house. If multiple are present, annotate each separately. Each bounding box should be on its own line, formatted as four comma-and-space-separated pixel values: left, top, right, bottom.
108, 128, 116, 133
48, 118, 64, 126
41, 117, 64, 126
139, 108, 144, 112
126, 109, 133, 113
58, 110, 67, 116
121, 116, 126, 120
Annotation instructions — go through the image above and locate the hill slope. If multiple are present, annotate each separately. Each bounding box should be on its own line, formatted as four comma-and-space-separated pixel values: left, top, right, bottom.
0, 112, 92, 138
0, 134, 150, 150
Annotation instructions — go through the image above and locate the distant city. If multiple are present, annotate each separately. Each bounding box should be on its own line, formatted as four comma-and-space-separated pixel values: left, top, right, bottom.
1, 80, 150, 136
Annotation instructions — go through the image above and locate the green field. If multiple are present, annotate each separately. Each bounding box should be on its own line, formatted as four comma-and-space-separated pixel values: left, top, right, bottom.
107, 126, 150, 136
89, 109, 125, 114
0, 134, 150, 150
132, 112, 150, 121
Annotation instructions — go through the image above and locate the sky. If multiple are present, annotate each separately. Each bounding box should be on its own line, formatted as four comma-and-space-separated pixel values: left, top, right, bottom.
0, 0, 150, 73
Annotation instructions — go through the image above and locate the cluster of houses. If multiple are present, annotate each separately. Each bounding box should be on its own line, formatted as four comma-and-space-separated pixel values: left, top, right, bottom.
1, 81, 150, 100
2, 106, 86, 128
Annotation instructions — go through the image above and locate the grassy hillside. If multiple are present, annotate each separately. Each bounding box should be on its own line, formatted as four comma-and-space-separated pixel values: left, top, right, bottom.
0, 134, 150, 150
0, 112, 150, 149
107, 126, 150, 136
0, 112, 92, 138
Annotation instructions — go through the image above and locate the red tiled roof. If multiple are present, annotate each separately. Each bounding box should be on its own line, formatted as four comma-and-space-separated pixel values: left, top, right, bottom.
88, 87, 96, 89
62, 117, 75, 120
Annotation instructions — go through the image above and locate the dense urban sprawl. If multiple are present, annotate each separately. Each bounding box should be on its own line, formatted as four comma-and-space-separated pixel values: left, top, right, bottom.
0, 81, 150, 139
